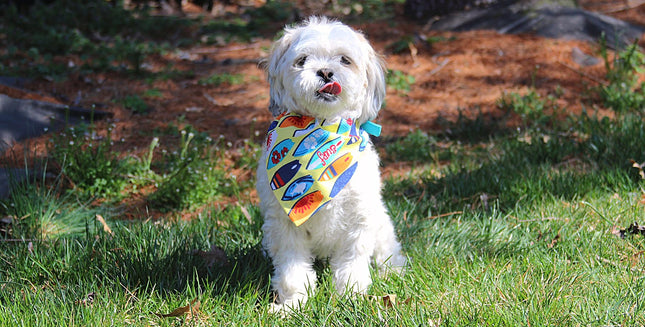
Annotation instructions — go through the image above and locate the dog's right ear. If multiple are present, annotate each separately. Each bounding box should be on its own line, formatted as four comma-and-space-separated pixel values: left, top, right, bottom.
261, 30, 294, 116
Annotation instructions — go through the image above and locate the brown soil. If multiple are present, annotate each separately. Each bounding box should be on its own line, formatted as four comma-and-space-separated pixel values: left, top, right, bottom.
2, 1, 644, 219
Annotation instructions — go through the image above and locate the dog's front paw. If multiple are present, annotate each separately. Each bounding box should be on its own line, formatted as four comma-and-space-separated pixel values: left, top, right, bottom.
268, 302, 288, 316
333, 261, 373, 296
378, 254, 409, 277
267, 300, 302, 316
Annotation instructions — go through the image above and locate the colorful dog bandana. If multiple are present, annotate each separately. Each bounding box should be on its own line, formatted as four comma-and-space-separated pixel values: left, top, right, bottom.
265, 112, 377, 226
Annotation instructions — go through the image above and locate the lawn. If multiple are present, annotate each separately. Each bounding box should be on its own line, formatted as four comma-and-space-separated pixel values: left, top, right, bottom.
1, 1, 645, 326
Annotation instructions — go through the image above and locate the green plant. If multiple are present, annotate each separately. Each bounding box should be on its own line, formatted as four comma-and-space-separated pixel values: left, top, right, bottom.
386, 35, 415, 54
324, 0, 403, 20
48, 123, 131, 198
111, 37, 161, 74
142, 88, 163, 98
497, 89, 562, 129
387, 35, 451, 54
200, 19, 258, 44
198, 73, 244, 86
148, 127, 236, 211
597, 39, 645, 113
144, 64, 196, 84
198, 2, 293, 44
120, 95, 149, 114
386, 69, 415, 93
119, 136, 161, 186
386, 129, 436, 162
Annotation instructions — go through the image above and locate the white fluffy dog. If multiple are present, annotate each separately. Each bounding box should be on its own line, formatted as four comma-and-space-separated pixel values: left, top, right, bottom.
257, 16, 407, 312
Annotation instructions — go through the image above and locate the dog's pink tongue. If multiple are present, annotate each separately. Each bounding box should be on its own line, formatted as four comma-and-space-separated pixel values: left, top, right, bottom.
319, 82, 342, 95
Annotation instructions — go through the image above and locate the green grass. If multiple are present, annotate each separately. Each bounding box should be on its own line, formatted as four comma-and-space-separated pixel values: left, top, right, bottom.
2, 180, 644, 325
0, 1, 304, 79
2, 5, 645, 326
0, 205, 271, 326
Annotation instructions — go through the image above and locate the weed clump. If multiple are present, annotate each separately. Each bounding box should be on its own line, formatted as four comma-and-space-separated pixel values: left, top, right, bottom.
386, 69, 415, 93
598, 40, 645, 114
48, 123, 131, 198
148, 128, 237, 211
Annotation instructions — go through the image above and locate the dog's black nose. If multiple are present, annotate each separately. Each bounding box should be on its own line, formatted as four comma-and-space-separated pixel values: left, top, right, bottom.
317, 69, 334, 82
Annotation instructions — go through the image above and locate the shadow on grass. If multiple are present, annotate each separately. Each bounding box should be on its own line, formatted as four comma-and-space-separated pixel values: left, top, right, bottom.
435, 107, 513, 143
384, 111, 645, 217
46, 205, 274, 302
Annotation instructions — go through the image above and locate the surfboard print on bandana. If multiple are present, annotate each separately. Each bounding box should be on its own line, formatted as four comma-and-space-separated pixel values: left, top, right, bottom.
266, 112, 369, 226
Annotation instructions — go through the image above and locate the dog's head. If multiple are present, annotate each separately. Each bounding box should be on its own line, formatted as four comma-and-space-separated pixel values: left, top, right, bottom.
263, 16, 386, 124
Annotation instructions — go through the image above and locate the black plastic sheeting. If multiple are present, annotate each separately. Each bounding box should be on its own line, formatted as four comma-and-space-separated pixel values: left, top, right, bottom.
0, 90, 111, 198
429, 6, 644, 49
0, 94, 111, 152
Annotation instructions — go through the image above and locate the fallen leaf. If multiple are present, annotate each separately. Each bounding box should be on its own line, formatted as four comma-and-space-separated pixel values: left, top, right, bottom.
630, 160, 645, 179
382, 294, 396, 308
613, 222, 645, 239
547, 234, 560, 248
629, 250, 645, 267
75, 291, 96, 306
156, 298, 200, 318
627, 223, 645, 236
365, 294, 412, 309
409, 42, 418, 66
238, 205, 253, 223
428, 211, 463, 220
95, 214, 113, 235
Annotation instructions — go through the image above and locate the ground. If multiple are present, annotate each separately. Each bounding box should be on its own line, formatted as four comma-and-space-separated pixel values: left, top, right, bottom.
2, 1, 644, 218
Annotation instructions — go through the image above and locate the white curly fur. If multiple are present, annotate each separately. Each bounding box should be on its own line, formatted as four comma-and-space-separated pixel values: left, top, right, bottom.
257, 16, 407, 313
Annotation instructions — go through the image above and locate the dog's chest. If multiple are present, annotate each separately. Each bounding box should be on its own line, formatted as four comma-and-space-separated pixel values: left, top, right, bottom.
297, 188, 362, 257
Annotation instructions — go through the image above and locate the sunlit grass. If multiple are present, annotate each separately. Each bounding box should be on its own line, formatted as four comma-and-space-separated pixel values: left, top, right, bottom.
1, 3, 645, 325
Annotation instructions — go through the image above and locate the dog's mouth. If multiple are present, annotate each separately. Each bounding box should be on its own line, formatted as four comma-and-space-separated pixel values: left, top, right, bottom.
316, 81, 342, 101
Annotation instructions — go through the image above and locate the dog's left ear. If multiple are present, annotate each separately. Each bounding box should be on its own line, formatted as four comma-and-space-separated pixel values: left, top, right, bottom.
261, 29, 295, 116
360, 41, 386, 124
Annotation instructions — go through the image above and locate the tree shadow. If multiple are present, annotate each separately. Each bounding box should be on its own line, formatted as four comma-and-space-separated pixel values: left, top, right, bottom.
435, 107, 512, 143
58, 207, 274, 303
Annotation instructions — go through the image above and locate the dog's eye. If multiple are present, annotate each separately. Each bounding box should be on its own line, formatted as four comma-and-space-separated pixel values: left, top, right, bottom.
295, 56, 307, 67
340, 56, 352, 66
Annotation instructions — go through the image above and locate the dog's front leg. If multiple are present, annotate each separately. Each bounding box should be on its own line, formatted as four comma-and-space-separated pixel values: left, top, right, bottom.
270, 249, 316, 312
263, 224, 316, 312
330, 233, 373, 295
